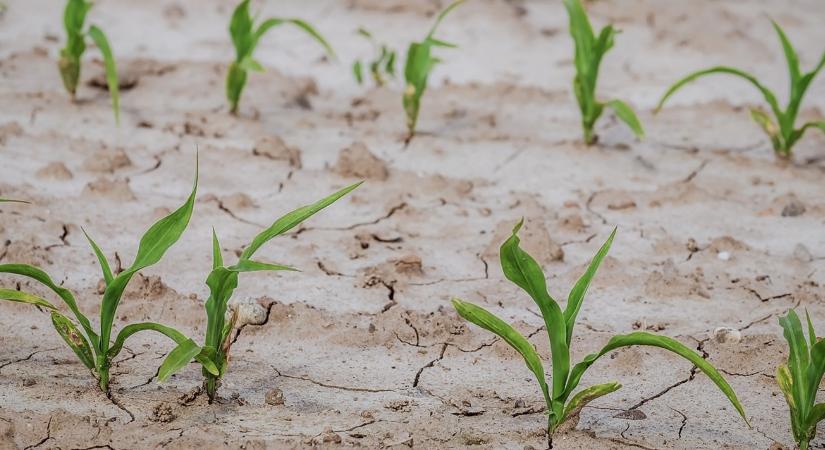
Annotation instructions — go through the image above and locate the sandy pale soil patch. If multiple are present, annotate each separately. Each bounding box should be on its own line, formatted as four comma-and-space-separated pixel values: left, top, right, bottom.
1, 0, 825, 448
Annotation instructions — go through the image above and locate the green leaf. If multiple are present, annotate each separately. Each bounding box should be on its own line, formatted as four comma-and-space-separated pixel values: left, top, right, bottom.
426, 37, 458, 49
229, 0, 254, 58
452, 298, 551, 410
239, 56, 264, 72
87, 26, 120, 125
499, 219, 569, 408
605, 100, 644, 139
157, 338, 202, 382
780, 310, 810, 420
564, 332, 748, 425
99, 160, 198, 356
777, 364, 795, 411
255, 18, 335, 60
562, 381, 621, 422
0, 198, 29, 204
0, 264, 97, 348
0, 288, 57, 309
794, 121, 825, 144
426, 0, 465, 39
212, 228, 223, 270
750, 108, 782, 150
657, 67, 782, 121
809, 403, 825, 430
82, 228, 113, 286
108, 321, 218, 377
241, 182, 361, 259
353, 60, 364, 84
51, 311, 95, 369
563, 228, 615, 345
771, 20, 800, 84
228, 259, 298, 273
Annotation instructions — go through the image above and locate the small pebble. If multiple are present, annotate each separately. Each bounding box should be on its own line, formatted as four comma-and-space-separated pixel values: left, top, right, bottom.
714, 327, 742, 344
717, 251, 731, 261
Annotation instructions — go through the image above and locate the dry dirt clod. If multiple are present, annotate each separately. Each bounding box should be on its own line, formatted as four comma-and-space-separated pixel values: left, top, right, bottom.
150, 402, 176, 423
82, 148, 131, 173
781, 200, 806, 217
317, 428, 342, 444
253, 136, 303, 168
36, 162, 73, 180
394, 254, 423, 276
265, 388, 285, 406
334, 141, 389, 181
220, 192, 257, 210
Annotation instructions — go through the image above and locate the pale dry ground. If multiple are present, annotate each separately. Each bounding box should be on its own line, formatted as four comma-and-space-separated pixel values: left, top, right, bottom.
1, 0, 825, 449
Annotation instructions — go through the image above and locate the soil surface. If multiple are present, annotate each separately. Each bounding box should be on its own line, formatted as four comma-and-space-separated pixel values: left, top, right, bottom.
2, 0, 825, 449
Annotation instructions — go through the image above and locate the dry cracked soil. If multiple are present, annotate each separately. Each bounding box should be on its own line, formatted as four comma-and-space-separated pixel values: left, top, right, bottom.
1, 0, 825, 449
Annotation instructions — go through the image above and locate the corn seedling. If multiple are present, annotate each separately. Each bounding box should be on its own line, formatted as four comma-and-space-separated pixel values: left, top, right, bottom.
0, 160, 217, 392
777, 310, 825, 450
158, 182, 361, 402
352, 28, 396, 87
657, 21, 825, 159
403, 0, 465, 142
563, 0, 644, 145
452, 221, 747, 447
59, 0, 120, 123
226, 0, 334, 114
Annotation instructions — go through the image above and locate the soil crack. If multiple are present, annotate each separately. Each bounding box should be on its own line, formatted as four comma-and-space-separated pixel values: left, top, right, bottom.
273, 367, 394, 393
412, 343, 448, 388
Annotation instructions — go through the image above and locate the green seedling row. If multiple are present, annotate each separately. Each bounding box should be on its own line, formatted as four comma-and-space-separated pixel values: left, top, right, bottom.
3, 0, 825, 448
45, 0, 823, 157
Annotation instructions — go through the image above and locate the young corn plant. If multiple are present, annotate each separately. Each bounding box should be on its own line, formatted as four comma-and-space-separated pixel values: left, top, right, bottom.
160, 183, 361, 402
226, 0, 334, 114
352, 27, 396, 87
59, 0, 120, 123
0, 161, 217, 392
452, 221, 748, 447
403, 0, 465, 143
562, 0, 644, 145
657, 21, 825, 159
777, 310, 825, 450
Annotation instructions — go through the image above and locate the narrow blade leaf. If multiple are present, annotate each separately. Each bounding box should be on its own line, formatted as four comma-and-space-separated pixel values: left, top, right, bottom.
87, 26, 120, 125
605, 100, 644, 138
157, 339, 202, 382
452, 298, 551, 408
0, 264, 97, 347
563, 228, 615, 345
562, 381, 621, 421
51, 312, 95, 369
82, 228, 113, 285
0, 288, 58, 310
499, 219, 569, 399
657, 67, 781, 120
564, 332, 748, 424
241, 182, 361, 259
228, 260, 298, 273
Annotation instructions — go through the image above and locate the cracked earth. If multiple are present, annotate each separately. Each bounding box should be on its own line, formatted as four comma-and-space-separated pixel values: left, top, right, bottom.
2, 0, 825, 448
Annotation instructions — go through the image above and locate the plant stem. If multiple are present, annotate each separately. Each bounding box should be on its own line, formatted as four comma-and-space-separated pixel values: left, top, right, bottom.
583, 125, 597, 146
800, 439, 808, 450
98, 365, 110, 392
205, 375, 219, 403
